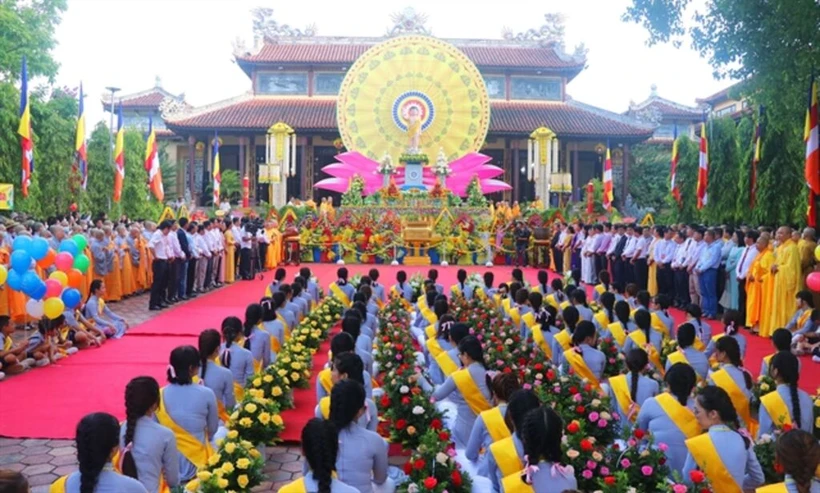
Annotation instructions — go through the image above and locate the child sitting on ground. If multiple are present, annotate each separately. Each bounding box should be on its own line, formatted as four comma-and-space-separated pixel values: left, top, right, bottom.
0, 315, 34, 378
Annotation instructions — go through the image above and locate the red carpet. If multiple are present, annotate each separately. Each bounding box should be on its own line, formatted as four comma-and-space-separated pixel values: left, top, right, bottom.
0, 263, 815, 441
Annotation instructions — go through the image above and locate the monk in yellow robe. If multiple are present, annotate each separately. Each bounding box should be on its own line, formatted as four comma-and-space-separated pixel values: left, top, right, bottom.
798, 227, 816, 290
768, 226, 801, 335
103, 230, 122, 302
117, 227, 134, 298
746, 234, 774, 334
224, 227, 236, 283
266, 222, 282, 269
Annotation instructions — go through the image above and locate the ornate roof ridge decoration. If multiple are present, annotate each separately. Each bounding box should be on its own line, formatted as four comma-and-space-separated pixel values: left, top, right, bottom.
501, 13, 586, 63
100, 85, 185, 108
386, 7, 431, 36
237, 34, 593, 50
250, 7, 316, 45
628, 86, 705, 116
162, 91, 255, 122
566, 99, 656, 132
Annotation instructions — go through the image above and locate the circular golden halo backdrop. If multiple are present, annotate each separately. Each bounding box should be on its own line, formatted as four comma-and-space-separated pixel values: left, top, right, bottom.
336, 35, 491, 161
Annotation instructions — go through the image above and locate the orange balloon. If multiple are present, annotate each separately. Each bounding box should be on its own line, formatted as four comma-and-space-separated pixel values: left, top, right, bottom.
67, 268, 84, 289
36, 248, 56, 269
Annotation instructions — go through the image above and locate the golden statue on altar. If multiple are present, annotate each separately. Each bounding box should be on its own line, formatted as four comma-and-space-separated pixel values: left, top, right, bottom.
406, 106, 422, 152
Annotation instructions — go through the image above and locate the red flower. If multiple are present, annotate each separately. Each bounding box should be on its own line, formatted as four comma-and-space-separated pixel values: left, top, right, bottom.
403, 461, 413, 474
438, 431, 450, 441
546, 369, 556, 380
583, 384, 592, 392
401, 396, 411, 405
430, 419, 443, 430
689, 470, 705, 484
633, 428, 646, 439
782, 423, 793, 432
380, 395, 391, 407
496, 345, 504, 352
423, 477, 438, 489
567, 422, 580, 434
534, 363, 543, 371
395, 343, 404, 351
517, 358, 526, 366
414, 458, 426, 470
774, 461, 784, 474
659, 457, 666, 465
411, 386, 421, 395
396, 419, 407, 430
575, 406, 585, 414
604, 476, 616, 485
569, 386, 578, 395
451, 469, 462, 486
503, 367, 512, 374
580, 439, 593, 451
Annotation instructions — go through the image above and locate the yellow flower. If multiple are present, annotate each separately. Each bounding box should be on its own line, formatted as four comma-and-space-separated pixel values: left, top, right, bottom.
272, 386, 283, 397
324, 315, 331, 321
263, 374, 273, 383
272, 414, 284, 426
231, 411, 239, 420
277, 369, 287, 377
291, 372, 300, 381
217, 478, 229, 489
237, 474, 249, 488
224, 442, 237, 454
239, 417, 253, 428
196, 470, 212, 481
281, 357, 291, 364
227, 430, 239, 439
221, 461, 235, 474
258, 412, 271, 425
236, 458, 251, 470
292, 362, 302, 370
185, 479, 200, 491
244, 402, 258, 414
249, 448, 261, 458
208, 453, 222, 466
241, 440, 253, 449
252, 378, 262, 387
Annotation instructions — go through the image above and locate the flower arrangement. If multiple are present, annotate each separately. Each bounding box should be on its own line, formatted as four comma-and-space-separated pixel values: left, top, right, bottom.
377, 153, 396, 175
272, 348, 312, 390
596, 428, 671, 492
249, 366, 293, 409
518, 346, 553, 389
662, 470, 715, 492
184, 432, 264, 493
599, 336, 625, 378
660, 339, 679, 366
750, 373, 777, 414
755, 428, 787, 484
409, 272, 426, 302
561, 419, 605, 492
399, 428, 472, 493
228, 391, 284, 446
378, 363, 443, 450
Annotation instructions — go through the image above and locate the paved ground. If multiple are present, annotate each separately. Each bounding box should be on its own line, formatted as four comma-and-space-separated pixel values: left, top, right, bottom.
0, 287, 310, 492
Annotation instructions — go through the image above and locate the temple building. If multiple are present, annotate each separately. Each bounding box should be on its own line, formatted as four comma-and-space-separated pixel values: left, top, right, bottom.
624, 85, 704, 144
150, 10, 656, 206
697, 81, 752, 121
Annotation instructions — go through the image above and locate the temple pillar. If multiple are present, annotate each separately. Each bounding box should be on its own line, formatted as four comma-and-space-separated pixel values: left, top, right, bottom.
502, 138, 511, 202
187, 136, 196, 204
571, 142, 580, 202
250, 136, 257, 203
238, 136, 246, 180
304, 136, 314, 199
623, 143, 631, 201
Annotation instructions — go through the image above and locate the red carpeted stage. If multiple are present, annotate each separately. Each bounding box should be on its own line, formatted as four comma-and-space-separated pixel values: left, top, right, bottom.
0, 264, 815, 442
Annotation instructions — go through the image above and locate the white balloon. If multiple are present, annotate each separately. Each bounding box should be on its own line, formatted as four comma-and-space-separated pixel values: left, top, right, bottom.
26, 298, 44, 318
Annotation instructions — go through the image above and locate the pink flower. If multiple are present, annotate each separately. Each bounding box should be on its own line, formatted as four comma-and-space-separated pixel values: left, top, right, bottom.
641, 465, 654, 476
627, 438, 637, 448
523, 383, 532, 390
586, 460, 597, 470
553, 386, 561, 394
600, 467, 610, 476
658, 442, 669, 452
396, 354, 403, 361
588, 412, 600, 422
672, 484, 688, 493
573, 393, 583, 402
496, 360, 504, 366
582, 470, 593, 479
620, 459, 631, 468
597, 419, 608, 428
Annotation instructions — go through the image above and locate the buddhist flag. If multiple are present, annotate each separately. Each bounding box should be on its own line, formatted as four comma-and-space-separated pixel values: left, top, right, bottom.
696, 122, 709, 210
18, 56, 33, 198
750, 106, 763, 209
806, 75, 819, 224
144, 116, 164, 202
602, 141, 613, 211
74, 82, 88, 190
670, 124, 681, 205
113, 104, 125, 202
213, 132, 221, 206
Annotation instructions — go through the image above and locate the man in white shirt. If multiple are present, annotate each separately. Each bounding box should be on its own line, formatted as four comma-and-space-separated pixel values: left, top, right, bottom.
655, 226, 677, 298
238, 219, 253, 280
632, 226, 651, 290
230, 218, 244, 278
621, 225, 637, 285
194, 224, 212, 292
686, 228, 706, 307
185, 221, 199, 297
671, 230, 691, 308
147, 220, 172, 311
735, 229, 760, 323
166, 221, 183, 304
256, 227, 269, 272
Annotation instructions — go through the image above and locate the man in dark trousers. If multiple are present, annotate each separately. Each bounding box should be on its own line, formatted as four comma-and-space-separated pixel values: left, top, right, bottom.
148, 220, 172, 311
239, 218, 253, 280
514, 221, 531, 267
551, 222, 564, 274
177, 217, 191, 300
610, 223, 628, 286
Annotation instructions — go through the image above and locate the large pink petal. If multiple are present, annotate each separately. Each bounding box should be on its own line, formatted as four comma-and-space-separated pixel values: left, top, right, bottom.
448, 153, 492, 173
314, 178, 351, 194
335, 151, 380, 171
321, 163, 372, 180
479, 179, 513, 194
472, 165, 504, 180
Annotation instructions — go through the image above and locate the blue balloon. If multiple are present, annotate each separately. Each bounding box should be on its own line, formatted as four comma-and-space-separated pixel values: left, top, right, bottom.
29, 279, 46, 301
10, 250, 32, 274
7, 270, 22, 291
61, 288, 82, 309
12, 236, 32, 253
58, 239, 79, 257
21, 270, 41, 296
30, 237, 49, 260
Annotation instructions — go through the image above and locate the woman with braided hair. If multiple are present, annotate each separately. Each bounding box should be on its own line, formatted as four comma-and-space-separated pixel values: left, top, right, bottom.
768, 429, 820, 493
602, 300, 635, 349
119, 376, 179, 493
279, 419, 357, 493
197, 329, 234, 423
707, 336, 755, 429
683, 386, 764, 491
757, 352, 813, 438
607, 348, 659, 425
50, 412, 147, 492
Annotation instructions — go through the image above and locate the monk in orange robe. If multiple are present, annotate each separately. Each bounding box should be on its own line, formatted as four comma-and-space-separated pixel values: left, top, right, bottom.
746, 234, 775, 335
116, 227, 133, 298
767, 226, 801, 336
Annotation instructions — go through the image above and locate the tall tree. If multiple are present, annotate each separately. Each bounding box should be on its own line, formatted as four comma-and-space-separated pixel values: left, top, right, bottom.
629, 143, 674, 213
701, 117, 740, 224
0, 0, 68, 80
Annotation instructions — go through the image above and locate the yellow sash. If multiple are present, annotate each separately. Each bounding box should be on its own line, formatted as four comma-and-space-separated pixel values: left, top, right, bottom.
270, 335, 281, 353
594, 311, 609, 331
595, 284, 606, 295
279, 477, 308, 493
156, 388, 213, 469
319, 396, 331, 419
509, 307, 521, 327
476, 287, 487, 300
233, 381, 245, 402
277, 313, 290, 340
493, 293, 501, 307
797, 309, 812, 330
532, 326, 553, 359
667, 350, 690, 367
554, 330, 571, 352
522, 312, 536, 329
318, 367, 333, 394
760, 391, 793, 429
501, 472, 535, 493
435, 350, 459, 378
452, 369, 491, 415
253, 358, 262, 374
628, 331, 665, 376
656, 393, 701, 439
425, 324, 437, 339
330, 282, 350, 307
711, 368, 757, 433
193, 375, 232, 423
427, 338, 445, 358
49, 475, 67, 493
422, 308, 437, 325
545, 294, 560, 310
606, 322, 628, 346
481, 406, 511, 443
762, 353, 775, 375
3, 335, 11, 351
756, 483, 788, 493
451, 284, 463, 298
97, 297, 105, 316
609, 374, 639, 420
563, 348, 600, 388
650, 312, 669, 338
560, 300, 570, 310
685, 433, 743, 493
502, 298, 512, 314
489, 436, 524, 478
418, 295, 428, 310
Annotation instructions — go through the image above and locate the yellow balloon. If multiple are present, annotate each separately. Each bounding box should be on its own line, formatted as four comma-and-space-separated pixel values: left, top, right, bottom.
49, 270, 68, 287
43, 297, 65, 319
815, 244, 820, 262
0, 265, 7, 286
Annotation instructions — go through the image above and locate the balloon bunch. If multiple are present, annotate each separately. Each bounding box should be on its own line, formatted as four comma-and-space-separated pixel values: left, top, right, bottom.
3, 235, 90, 319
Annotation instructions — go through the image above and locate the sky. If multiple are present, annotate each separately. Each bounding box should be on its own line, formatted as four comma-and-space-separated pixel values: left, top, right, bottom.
51, 0, 731, 128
